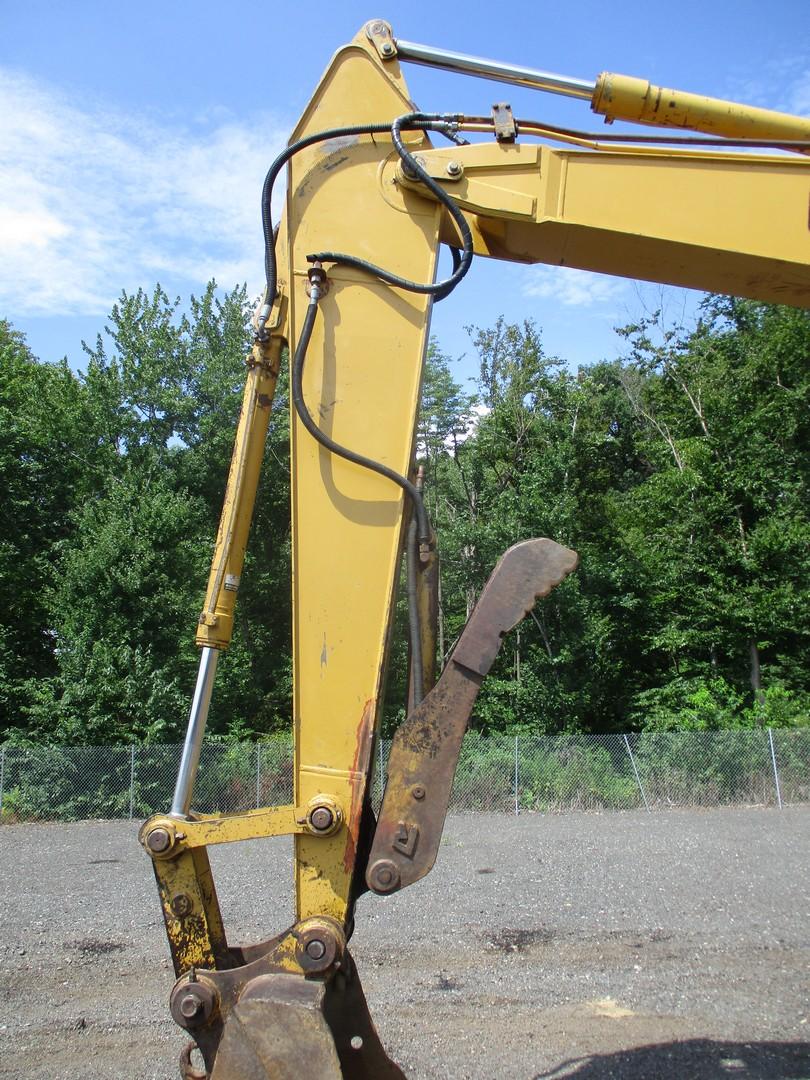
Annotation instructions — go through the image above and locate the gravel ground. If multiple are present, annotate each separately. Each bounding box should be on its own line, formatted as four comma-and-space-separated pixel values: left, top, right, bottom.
1, 807, 808, 1079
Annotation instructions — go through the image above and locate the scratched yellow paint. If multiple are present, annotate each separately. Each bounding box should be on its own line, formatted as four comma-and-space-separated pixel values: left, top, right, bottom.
282, 32, 442, 923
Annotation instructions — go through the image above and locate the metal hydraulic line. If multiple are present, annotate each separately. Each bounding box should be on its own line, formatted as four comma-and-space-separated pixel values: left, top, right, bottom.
395, 36, 595, 99
367, 21, 810, 144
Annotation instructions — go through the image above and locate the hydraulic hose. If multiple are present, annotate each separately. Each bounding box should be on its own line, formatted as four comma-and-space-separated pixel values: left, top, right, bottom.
292, 286, 431, 689
264, 112, 466, 706
307, 111, 473, 298
290, 287, 431, 550
256, 113, 473, 335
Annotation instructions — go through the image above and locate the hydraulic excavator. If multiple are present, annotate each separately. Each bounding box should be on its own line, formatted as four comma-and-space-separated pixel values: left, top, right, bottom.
139, 19, 810, 1079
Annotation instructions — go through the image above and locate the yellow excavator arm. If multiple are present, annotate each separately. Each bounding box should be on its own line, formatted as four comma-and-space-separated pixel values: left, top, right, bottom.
140, 20, 810, 1079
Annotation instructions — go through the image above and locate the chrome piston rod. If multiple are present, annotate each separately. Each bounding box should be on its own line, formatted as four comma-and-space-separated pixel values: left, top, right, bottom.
170, 646, 219, 817
395, 38, 595, 100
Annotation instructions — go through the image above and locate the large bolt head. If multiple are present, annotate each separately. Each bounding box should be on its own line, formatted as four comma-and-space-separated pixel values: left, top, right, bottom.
146, 827, 171, 853
305, 938, 327, 961
367, 859, 401, 894
170, 893, 193, 917
179, 992, 203, 1019
170, 978, 218, 1029
295, 920, 343, 973
309, 806, 334, 833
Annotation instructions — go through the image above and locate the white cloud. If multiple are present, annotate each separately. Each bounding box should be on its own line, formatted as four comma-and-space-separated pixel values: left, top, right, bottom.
723, 58, 810, 117
788, 69, 810, 115
452, 402, 490, 447
522, 265, 628, 308
0, 69, 288, 316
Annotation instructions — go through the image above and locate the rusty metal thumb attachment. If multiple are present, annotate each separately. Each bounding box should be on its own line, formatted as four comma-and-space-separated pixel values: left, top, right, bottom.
367, 538, 578, 895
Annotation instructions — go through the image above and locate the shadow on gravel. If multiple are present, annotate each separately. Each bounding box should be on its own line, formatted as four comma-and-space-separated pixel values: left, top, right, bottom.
534, 1039, 810, 1080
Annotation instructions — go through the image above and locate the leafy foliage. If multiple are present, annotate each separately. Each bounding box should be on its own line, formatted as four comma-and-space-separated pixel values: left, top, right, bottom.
1, 285, 291, 742
416, 305, 808, 734
1, 292, 807, 743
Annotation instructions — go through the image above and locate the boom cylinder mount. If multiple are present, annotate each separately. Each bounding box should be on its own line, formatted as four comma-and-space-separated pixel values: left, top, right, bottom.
368, 21, 810, 144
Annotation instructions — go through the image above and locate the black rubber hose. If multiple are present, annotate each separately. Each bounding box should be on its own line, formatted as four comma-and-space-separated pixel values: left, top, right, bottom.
434, 246, 462, 302
259, 121, 397, 331
257, 114, 473, 334
292, 294, 431, 691
308, 111, 473, 298
291, 296, 431, 549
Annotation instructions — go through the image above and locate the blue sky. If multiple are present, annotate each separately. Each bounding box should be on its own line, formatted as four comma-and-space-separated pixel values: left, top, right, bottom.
2, 0, 808, 384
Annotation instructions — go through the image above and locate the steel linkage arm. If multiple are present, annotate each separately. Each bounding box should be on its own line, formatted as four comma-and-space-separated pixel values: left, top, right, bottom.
143, 22, 444, 1079
392, 139, 810, 309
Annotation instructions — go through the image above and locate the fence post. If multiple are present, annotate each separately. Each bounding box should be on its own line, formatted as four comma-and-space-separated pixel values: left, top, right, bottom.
0, 744, 5, 816
129, 744, 136, 820
256, 743, 262, 809
624, 734, 650, 812
768, 728, 783, 809
514, 734, 519, 816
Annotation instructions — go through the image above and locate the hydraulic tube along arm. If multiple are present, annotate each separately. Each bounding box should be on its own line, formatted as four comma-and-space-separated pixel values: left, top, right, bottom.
140, 20, 810, 1080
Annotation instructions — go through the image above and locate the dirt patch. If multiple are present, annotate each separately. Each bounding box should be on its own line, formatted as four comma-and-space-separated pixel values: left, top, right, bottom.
484, 927, 555, 953
72, 938, 127, 958
0, 808, 808, 1079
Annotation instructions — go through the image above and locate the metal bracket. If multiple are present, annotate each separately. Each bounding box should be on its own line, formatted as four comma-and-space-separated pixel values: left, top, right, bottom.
140, 805, 318, 860
492, 103, 517, 143
174, 943, 404, 1080
364, 20, 397, 61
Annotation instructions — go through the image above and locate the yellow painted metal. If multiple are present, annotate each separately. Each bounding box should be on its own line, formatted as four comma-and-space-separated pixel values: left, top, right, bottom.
143, 806, 311, 854
159, 12, 810, 972
196, 335, 284, 650
148, 843, 229, 974
282, 32, 443, 924
401, 141, 810, 306
143, 23, 810, 1071
592, 72, 810, 142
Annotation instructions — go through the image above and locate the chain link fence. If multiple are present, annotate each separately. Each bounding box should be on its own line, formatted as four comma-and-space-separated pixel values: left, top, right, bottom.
0, 730, 807, 823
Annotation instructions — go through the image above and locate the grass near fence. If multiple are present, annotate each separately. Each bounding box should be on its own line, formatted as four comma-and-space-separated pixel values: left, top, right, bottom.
1, 730, 808, 823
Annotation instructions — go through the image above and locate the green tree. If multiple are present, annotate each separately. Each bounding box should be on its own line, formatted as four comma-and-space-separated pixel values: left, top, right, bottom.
21, 283, 293, 743
420, 319, 646, 733
614, 299, 810, 727
0, 322, 98, 735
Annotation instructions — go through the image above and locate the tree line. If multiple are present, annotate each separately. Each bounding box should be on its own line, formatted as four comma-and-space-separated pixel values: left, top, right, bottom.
1, 284, 807, 744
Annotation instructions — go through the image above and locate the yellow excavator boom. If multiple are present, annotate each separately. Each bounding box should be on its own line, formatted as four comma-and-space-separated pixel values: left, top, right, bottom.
140, 20, 810, 1079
